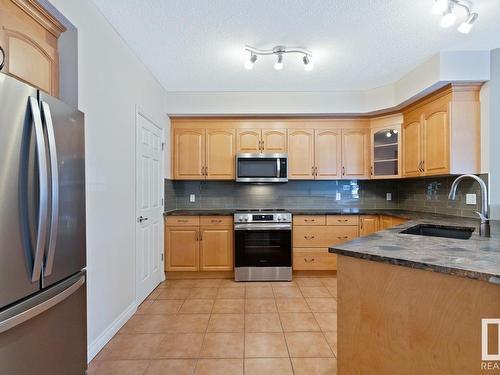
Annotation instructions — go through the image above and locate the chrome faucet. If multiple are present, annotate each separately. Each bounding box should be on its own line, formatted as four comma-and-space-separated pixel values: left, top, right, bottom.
448, 174, 490, 237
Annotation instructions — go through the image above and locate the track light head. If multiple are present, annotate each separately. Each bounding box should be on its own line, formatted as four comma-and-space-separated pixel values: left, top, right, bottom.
244, 53, 257, 70
274, 54, 284, 70
458, 12, 478, 34
303, 55, 313, 71
432, 0, 449, 15
440, 4, 457, 28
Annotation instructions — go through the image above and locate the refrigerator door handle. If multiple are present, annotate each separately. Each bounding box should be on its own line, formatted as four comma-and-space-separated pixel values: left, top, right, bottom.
29, 97, 49, 283
41, 101, 59, 277
0, 275, 85, 334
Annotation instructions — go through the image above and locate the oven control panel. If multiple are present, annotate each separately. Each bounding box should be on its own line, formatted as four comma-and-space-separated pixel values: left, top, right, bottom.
234, 211, 292, 223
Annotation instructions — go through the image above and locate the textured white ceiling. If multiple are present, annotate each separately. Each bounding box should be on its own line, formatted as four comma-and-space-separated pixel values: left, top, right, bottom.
91, 0, 500, 92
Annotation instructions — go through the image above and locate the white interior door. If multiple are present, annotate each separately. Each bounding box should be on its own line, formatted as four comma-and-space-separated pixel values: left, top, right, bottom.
136, 109, 163, 304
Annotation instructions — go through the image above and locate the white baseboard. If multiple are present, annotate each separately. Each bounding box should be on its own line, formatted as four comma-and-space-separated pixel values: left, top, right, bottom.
87, 301, 138, 361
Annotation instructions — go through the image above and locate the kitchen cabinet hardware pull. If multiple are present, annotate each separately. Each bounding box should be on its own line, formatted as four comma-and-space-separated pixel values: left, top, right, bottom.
371, 166, 374, 175
304, 219, 315, 222
304, 235, 315, 240
211, 219, 222, 223
338, 219, 348, 222
337, 236, 349, 240
178, 219, 188, 222
195, 231, 199, 241
0, 46, 5, 71
199, 231, 203, 241
304, 258, 315, 263
312, 166, 315, 175
342, 166, 345, 176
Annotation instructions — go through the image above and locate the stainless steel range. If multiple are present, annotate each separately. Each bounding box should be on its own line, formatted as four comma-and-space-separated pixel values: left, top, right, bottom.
234, 209, 292, 281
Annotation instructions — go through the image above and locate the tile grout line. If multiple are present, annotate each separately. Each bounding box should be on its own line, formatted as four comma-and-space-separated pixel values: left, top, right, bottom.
276, 285, 296, 375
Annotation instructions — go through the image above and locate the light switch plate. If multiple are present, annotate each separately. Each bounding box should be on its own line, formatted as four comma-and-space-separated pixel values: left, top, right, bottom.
189, 194, 196, 203
466, 194, 477, 205
336, 192, 342, 201
386, 193, 392, 201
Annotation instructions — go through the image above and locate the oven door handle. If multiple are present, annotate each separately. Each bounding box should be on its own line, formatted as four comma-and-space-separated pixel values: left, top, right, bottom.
234, 224, 292, 231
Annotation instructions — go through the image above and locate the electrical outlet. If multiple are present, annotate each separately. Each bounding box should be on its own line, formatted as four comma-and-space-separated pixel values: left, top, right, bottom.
336, 192, 342, 201
386, 193, 392, 201
189, 194, 196, 203
466, 194, 477, 205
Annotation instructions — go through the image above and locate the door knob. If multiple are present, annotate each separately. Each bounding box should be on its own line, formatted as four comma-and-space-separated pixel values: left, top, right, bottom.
137, 216, 148, 223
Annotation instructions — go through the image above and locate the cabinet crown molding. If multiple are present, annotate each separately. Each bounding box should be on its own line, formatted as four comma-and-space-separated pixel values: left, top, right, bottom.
11, 0, 66, 37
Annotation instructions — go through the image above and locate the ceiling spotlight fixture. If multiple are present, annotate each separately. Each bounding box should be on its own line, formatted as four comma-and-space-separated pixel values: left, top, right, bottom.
432, 0, 479, 33
244, 45, 313, 71
244, 53, 257, 70
274, 53, 284, 70
303, 55, 314, 71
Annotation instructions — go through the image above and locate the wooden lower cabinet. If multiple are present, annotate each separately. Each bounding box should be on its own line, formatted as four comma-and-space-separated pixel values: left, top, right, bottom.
165, 226, 199, 271
199, 226, 233, 271
380, 215, 408, 230
359, 215, 379, 236
165, 216, 233, 272
293, 215, 360, 271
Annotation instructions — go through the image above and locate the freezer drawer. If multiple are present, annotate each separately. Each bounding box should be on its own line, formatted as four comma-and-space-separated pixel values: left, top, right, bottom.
0, 272, 87, 375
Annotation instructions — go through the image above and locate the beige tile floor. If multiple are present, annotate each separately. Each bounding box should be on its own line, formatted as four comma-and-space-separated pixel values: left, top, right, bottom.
89, 277, 337, 375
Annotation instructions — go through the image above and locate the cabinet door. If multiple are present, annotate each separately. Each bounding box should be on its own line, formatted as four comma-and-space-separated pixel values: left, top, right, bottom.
237, 129, 261, 153
165, 226, 199, 271
359, 216, 379, 237
173, 129, 205, 179
402, 118, 423, 177
262, 129, 287, 153
341, 129, 370, 179
371, 126, 401, 179
315, 129, 342, 179
206, 129, 235, 180
288, 129, 315, 179
423, 108, 449, 176
199, 227, 233, 271
0, 1, 61, 96
379, 216, 393, 230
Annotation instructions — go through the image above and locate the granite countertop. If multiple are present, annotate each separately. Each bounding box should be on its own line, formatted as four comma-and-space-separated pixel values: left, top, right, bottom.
328, 213, 500, 284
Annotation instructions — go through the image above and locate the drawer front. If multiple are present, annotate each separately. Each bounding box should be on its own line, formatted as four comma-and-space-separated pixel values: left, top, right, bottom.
166, 216, 200, 226
293, 249, 337, 270
293, 226, 359, 247
200, 216, 233, 226
293, 215, 326, 226
326, 215, 359, 226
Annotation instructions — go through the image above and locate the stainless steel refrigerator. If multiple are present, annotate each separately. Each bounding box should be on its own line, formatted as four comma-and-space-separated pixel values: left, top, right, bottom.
0, 73, 87, 374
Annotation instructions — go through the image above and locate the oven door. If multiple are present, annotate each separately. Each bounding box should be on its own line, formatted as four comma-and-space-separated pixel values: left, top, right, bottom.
236, 153, 288, 182
234, 225, 292, 267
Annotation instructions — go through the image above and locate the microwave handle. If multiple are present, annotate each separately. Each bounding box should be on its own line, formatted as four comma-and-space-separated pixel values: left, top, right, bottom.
276, 158, 281, 178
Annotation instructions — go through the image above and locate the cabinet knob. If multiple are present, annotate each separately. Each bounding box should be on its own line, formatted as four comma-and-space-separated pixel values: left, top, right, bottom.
304, 258, 315, 263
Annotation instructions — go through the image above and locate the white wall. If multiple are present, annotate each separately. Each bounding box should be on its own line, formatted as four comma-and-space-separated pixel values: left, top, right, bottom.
47, 0, 168, 360
489, 48, 500, 219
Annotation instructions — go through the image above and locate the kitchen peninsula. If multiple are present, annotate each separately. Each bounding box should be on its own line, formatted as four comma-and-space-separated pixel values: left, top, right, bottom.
329, 216, 500, 374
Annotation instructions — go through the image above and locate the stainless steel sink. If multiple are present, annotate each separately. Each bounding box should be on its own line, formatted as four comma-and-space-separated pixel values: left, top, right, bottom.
400, 224, 474, 240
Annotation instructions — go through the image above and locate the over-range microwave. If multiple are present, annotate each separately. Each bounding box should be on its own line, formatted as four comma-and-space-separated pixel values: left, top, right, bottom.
236, 153, 288, 182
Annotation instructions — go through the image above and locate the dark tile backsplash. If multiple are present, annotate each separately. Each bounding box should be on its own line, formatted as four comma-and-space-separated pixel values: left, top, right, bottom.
165, 174, 489, 218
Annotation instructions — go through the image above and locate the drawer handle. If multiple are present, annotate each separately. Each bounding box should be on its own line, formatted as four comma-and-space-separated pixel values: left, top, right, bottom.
304, 235, 315, 240
337, 219, 349, 222
177, 219, 188, 223
304, 258, 315, 263
211, 219, 222, 223
337, 236, 349, 240
304, 219, 315, 222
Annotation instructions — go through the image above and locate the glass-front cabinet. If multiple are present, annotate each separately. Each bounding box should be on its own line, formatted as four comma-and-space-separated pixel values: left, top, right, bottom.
371, 124, 401, 179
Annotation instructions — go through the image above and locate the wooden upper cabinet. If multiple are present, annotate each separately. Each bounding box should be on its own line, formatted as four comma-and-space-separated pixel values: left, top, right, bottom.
173, 128, 205, 180
165, 226, 199, 271
262, 129, 287, 153
205, 129, 235, 180
288, 129, 315, 179
402, 114, 423, 177
423, 107, 449, 176
0, 0, 65, 96
402, 85, 480, 177
341, 129, 370, 179
315, 129, 342, 179
199, 226, 233, 271
237, 129, 261, 153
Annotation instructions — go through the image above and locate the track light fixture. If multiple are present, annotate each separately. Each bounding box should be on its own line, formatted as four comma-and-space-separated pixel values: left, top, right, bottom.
244, 45, 313, 71
432, 0, 479, 34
